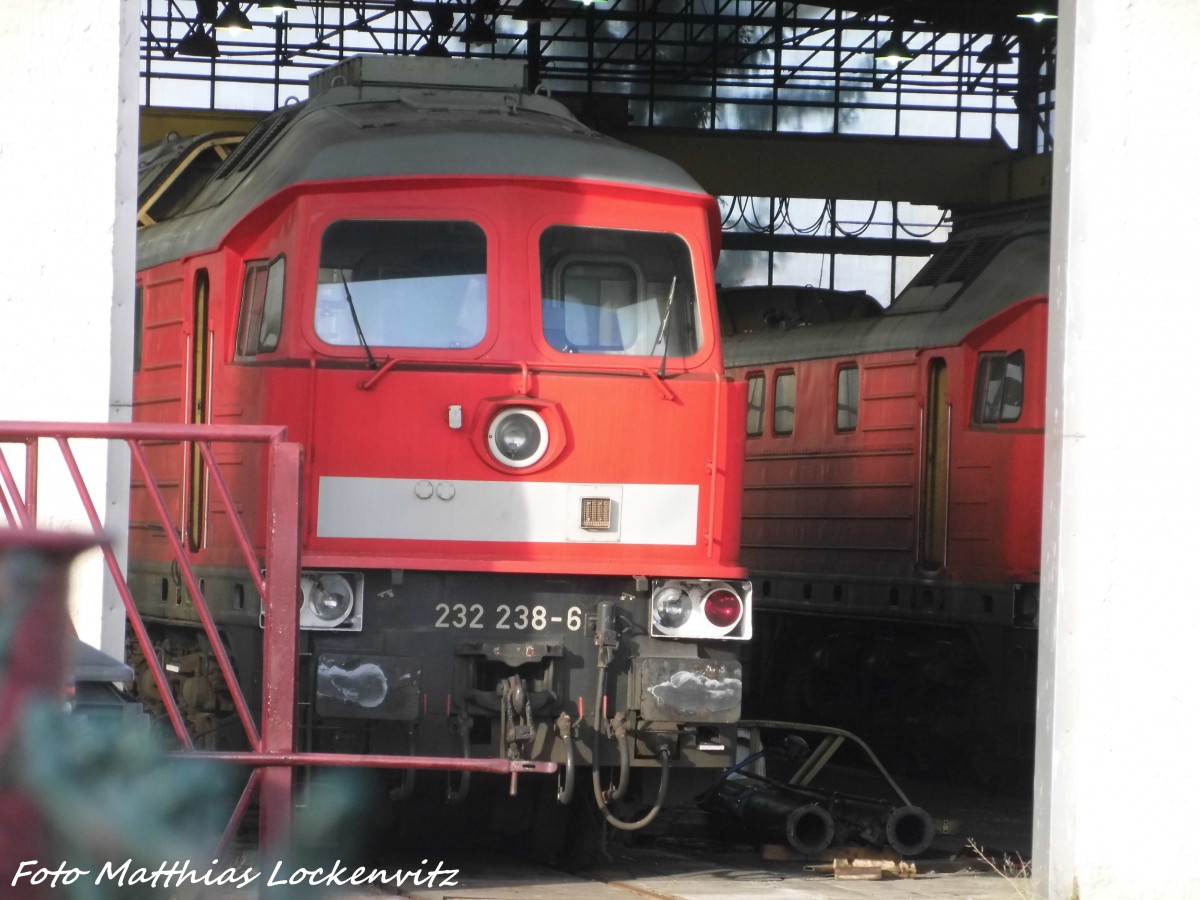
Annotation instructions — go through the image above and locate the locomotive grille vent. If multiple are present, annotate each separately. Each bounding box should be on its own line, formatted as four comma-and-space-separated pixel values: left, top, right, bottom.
910, 243, 967, 287
212, 106, 300, 181
911, 236, 1006, 288
947, 236, 1007, 284
580, 497, 612, 531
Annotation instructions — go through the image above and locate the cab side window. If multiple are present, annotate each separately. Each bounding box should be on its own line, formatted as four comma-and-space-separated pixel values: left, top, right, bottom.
746, 373, 765, 437
836, 365, 859, 431
974, 351, 1024, 423
236, 256, 286, 359
773, 370, 795, 435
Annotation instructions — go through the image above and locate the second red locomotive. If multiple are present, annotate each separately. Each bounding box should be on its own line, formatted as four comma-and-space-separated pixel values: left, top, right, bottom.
722, 205, 1048, 778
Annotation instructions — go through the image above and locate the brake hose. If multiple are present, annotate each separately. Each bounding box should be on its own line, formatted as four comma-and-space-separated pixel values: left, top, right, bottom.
590, 663, 671, 831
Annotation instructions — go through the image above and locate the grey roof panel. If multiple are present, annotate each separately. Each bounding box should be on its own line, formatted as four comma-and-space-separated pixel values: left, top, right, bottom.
138, 59, 708, 271
723, 225, 1049, 368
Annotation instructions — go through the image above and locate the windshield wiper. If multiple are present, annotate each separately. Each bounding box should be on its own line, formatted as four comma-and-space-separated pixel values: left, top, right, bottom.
654, 276, 678, 378
339, 269, 379, 370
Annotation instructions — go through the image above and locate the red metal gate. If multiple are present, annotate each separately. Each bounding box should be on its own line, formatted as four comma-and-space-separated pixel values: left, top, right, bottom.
0, 421, 554, 855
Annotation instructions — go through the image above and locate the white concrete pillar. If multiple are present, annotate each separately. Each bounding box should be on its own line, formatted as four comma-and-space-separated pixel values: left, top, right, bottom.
0, 1, 140, 657
1035, 2, 1200, 898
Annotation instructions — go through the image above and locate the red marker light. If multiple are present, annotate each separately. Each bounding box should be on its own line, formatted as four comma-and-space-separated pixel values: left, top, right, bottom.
703, 589, 743, 628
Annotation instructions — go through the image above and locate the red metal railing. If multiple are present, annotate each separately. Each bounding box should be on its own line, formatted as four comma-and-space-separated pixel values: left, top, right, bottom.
0, 421, 555, 855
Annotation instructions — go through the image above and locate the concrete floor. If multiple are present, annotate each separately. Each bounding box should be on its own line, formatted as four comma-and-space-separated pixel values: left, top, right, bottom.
389, 840, 1028, 900
394, 765, 1034, 900
193, 763, 1034, 899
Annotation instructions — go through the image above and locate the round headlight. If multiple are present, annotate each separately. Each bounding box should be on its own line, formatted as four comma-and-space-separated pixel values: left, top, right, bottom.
487, 408, 549, 469
308, 574, 355, 624
653, 586, 692, 630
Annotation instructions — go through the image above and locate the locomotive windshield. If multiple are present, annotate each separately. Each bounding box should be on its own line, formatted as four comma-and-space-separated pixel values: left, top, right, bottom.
540, 227, 700, 357
315, 220, 487, 349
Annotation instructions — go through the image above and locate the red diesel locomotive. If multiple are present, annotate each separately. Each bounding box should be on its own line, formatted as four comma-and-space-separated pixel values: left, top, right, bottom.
722, 206, 1047, 778
131, 56, 750, 832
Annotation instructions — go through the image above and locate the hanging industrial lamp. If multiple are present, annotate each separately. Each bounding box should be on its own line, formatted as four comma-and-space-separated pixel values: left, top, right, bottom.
874, 31, 914, 63
215, 2, 253, 33
978, 35, 1014, 67
1017, 2, 1058, 23
462, 15, 497, 45
259, 0, 298, 16
176, 25, 220, 58
416, 39, 452, 57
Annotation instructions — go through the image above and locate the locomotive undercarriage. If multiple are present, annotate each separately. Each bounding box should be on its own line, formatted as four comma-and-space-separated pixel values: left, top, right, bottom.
746, 573, 1038, 786
127, 565, 743, 835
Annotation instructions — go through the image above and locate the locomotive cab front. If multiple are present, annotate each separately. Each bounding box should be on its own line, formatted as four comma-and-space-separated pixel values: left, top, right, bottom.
131, 56, 750, 836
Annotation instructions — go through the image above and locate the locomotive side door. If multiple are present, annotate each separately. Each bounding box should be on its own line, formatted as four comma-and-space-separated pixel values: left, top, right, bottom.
186, 269, 211, 552
919, 357, 949, 571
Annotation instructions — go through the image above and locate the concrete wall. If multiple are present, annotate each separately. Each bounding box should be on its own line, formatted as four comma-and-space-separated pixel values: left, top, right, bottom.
0, 1, 140, 656
1035, 2, 1200, 897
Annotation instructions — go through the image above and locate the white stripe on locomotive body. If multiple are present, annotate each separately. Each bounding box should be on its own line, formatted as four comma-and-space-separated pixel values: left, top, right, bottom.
317, 477, 700, 545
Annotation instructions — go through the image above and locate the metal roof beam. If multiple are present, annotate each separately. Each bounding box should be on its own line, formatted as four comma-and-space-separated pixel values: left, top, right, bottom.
140, 106, 1051, 209
721, 232, 936, 255
613, 127, 1051, 206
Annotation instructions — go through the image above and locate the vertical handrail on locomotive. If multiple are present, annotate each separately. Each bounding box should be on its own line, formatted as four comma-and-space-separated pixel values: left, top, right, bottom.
0, 422, 557, 849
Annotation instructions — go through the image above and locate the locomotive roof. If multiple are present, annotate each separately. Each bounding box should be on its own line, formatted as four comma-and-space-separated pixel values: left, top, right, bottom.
722, 215, 1050, 368
138, 57, 711, 270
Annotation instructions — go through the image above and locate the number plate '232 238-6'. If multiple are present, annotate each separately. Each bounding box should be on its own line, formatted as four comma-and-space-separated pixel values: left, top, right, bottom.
433, 603, 585, 632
